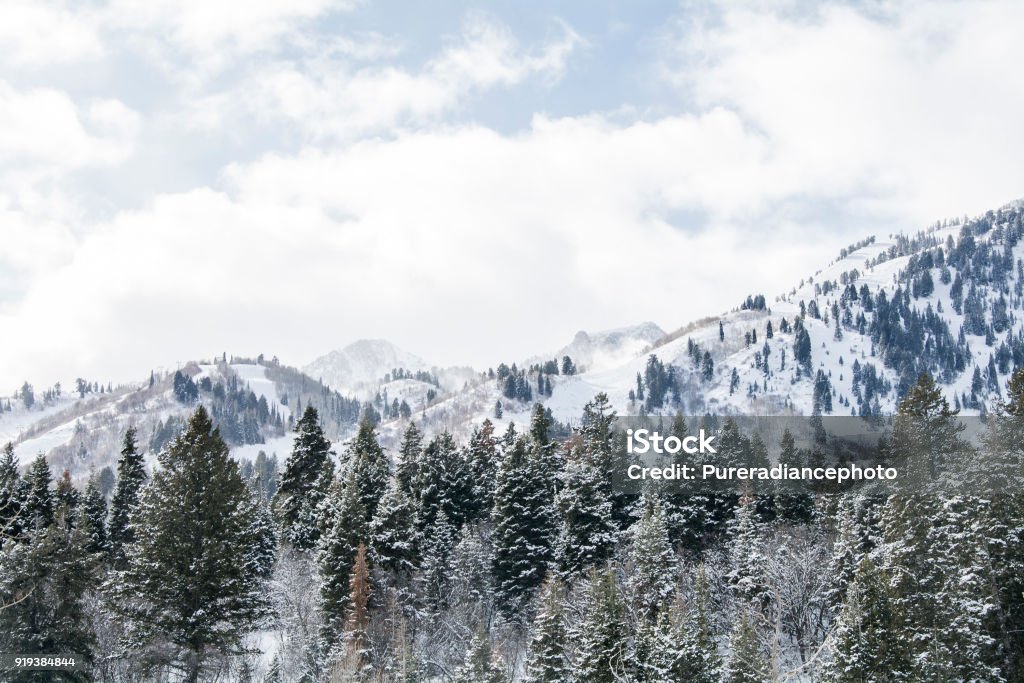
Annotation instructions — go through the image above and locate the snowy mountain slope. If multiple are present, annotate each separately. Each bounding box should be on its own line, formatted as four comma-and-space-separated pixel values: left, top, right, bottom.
303, 339, 431, 395
6, 202, 1024, 474
380, 206, 1024, 444
530, 321, 666, 374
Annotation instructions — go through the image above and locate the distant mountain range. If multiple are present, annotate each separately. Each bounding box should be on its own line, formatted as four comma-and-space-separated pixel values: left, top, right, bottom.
3, 200, 1023, 484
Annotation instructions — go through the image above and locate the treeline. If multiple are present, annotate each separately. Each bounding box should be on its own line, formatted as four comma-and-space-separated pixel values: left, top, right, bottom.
3, 369, 1022, 681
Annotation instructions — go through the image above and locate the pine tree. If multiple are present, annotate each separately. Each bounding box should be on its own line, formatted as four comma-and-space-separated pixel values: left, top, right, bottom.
419, 509, 458, 613
112, 407, 271, 682
0, 505, 97, 674
825, 556, 909, 682
331, 542, 372, 679
723, 609, 767, 683
575, 568, 627, 683
23, 454, 55, 531
453, 625, 508, 683
345, 417, 390, 524
726, 496, 768, 607
417, 431, 471, 530
0, 442, 24, 539
369, 477, 419, 575
671, 565, 721, 683
491, 436, 555, 614
395, 422, 423, 498
318, 469, 368, 644
465, 419, 499, 521
272, 405, 334, 550
890, 372, 967, 481
82, 473, 108, 555
983, 367, 1024, 679
555, 442, 616, 578
107, 426, 147, 565
522, 576, 572, 683
626, 494, 676, 621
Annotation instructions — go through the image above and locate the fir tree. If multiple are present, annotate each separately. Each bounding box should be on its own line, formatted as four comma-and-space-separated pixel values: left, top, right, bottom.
82, 473, 108, 555
0, 442, 24, 539
345, 417, 390, 524
626, 494, 676, 621
0, 505, 97, 676
112, 407, 272, 682
726, 496, 768, 607
555, 443, 616, 578
723, 609, 767, 683
453, 625, 508, 683
417, 431, 471, 530
825, 556, 909, 682
369, 477, 419, 575
395, 422, 423, 497
318, 469, 368, 644
23, 454, 55, 531
522, 576, 572, 683
272, 406, 334, 550
465, 419, 499, 521
108, 426, 147, 565
671, 565, 721, 683
491, 436, 555, 615
575, 568, 627, 683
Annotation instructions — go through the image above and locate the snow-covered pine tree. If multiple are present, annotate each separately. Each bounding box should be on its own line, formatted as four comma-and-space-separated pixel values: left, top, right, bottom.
396, 422, 423, 497
327, 542, 372, 680
82, 472, 108, 555
0, 504, 97, 672
465, 419, 499, 522
723, 609, 767, 683
671, 565, 721, 683
107, 425, 146, 565
453, 624, 509, 683
522, 576, 572, 683
318, 468, 368, 644
369, 476, 419, 576
416, 431, 471, 531
418, 509, 458, 613
272, 405, 334, 550
345, 417, 390, 524
555, 442, 616, 579
112, 407, 272, 681
491, 435, 554, 615
626, 493, 676, 621
0, 442, 24, 539
726, 494, 769, 607
982, 367, 1024, 679
23, 454, 55, 531
574, 567, 627, 683
825, 556, 909, 682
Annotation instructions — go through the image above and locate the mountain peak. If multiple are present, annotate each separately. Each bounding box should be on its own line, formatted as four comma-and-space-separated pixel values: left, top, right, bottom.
304, 339, 429, 392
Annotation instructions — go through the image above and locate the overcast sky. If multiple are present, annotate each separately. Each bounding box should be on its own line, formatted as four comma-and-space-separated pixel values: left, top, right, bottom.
2, 0, 1024, 390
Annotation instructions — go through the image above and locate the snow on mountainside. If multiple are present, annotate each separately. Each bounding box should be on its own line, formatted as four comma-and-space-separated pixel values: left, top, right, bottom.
303, 339, 431, 394
5, 202, 1024, 474
390, 205, 1024, 444
534, 322, 666, 374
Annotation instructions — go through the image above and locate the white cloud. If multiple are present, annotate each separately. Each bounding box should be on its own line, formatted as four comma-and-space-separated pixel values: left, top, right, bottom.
663, 0, 1024, 222
0, 1, 104, 68
0, 112, 832, 386
189, 16, 583, 141
0, 83, 139, 172
106, 0, 355, 78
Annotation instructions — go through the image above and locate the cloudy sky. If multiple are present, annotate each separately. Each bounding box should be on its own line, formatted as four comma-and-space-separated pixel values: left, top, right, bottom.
2, 0, 1023, 389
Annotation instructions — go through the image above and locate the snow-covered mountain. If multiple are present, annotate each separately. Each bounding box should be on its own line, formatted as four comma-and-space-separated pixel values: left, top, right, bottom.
535, 322, 666, 374
5, 201, 1024, 473
304, 339, 431, 394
